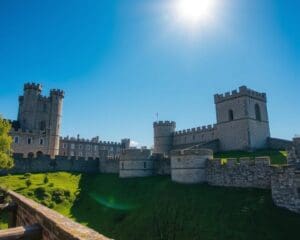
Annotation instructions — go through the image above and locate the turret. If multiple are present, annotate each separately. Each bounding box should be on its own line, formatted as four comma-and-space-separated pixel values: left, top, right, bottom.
18, 83, 43, 130
153, 121, 176, 157
48, 89, 64, 157
121, 138, 131, 149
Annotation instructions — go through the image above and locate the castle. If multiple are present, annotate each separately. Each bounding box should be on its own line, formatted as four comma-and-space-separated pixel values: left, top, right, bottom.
153, 86, 274, 156
9, 83, 128, 159
3, 83, 300, 214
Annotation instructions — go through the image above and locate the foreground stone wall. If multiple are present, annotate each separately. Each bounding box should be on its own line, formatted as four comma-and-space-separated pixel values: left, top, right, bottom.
4, 190, 110, 240
271, 166, 300, 213
206, 157, 272, 189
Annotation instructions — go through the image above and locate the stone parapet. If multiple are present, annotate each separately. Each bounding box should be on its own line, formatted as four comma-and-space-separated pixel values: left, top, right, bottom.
3, 190, 110, 240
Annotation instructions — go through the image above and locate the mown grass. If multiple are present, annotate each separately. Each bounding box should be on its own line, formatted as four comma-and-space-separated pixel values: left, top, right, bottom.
0, 171, 300, 240
215, 149, 287, 165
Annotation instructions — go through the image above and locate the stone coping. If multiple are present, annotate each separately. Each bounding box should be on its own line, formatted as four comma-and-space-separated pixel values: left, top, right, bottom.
5, 189, 111, 240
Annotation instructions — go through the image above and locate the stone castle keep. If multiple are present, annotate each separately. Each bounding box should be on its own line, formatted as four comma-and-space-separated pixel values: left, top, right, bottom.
153, 85, 272, 156
3, 83, 300, 214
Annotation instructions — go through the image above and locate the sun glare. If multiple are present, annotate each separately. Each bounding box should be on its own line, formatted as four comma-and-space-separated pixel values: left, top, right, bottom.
176, 0, 216, 25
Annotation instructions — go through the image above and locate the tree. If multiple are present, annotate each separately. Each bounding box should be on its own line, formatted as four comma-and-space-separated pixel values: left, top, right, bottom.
0, 115, 13, 169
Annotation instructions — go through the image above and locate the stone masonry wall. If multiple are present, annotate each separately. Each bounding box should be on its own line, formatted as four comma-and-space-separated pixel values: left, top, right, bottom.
5, 190, 110, 240
271, 166, 300, 213
267, 137, 293, 150
206, 157, 272, 189
0, 153, 101, 175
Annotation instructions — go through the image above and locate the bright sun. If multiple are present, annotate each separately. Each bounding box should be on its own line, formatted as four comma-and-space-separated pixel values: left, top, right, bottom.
176, 0, 216, 25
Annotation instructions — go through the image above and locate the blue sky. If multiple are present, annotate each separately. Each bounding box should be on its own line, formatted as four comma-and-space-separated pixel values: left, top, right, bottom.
0, 0, 299, 147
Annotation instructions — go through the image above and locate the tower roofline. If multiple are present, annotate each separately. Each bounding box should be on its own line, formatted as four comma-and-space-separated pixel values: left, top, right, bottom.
153, 121, 176, 127
24, 82, 42, 92
214, 86, 267, 104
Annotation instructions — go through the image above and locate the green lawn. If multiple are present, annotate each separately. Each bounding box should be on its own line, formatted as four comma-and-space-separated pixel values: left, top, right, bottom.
215, 149, 287, 165
0, 172, 300, 240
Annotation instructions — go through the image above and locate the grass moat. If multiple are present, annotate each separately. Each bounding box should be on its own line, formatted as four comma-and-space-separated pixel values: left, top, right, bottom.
0, 150, 299, 240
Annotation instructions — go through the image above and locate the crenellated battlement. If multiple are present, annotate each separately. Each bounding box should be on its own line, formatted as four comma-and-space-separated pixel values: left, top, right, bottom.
50, 89, 65, 98
24, 82, 42, 92
153, 121, 176, 127
60, 136, 121, 145
174, 124, 217, 136
214, 86, 267, 104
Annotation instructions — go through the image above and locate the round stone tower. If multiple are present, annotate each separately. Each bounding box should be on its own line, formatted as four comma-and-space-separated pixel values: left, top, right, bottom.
49, 89, 64, 157
153, 121, 176, 157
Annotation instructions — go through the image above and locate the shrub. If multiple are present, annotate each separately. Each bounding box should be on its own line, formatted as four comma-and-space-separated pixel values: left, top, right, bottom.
43, 175, 49, 184
52, 188, 66, 204
48, 202, 56, 209
48, 183, 54, 187
25, 179, 32, 187
24, 173, 31, 178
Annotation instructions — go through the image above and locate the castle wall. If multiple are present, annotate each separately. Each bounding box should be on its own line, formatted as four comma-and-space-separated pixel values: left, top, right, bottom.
153, 155, 171, 175
206, 157, 272, 189
171, 149, 213, 184
99, 158, 119, 174
119, 149, 153, 178
271, 166, 300, 214
173, 125, 218, 148
267, 137, 293, 150
10, 129, 50, 157
0, 154, 100, 175
59, 137, 121, 159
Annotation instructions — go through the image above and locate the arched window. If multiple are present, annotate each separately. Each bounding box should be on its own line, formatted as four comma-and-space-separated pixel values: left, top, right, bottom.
255, 104, 262, 121
36, 151, 43, 157
228, 110, 234, 121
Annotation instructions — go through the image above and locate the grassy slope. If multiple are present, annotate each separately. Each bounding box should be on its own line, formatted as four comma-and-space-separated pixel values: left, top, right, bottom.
0, 172, 300, 240
215, 149, 287, 165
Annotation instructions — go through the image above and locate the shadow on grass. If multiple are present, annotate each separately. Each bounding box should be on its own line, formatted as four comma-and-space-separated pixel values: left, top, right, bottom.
69, 173, 300, 240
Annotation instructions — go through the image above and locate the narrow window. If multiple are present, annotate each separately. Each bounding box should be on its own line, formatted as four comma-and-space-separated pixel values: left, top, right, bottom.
193, 135, 195, 141
122, 163, 124, 170
40, 121, 46, 131
27, 137, 32, 145
14, 136, 19, 144
43, 103, 47, 112
40, 138, 44, 145
79, 144, 82, 149
71, 144, 75, 150
228, 110, 234, 121
144, 162, 147, 168
255, 104, 262, 121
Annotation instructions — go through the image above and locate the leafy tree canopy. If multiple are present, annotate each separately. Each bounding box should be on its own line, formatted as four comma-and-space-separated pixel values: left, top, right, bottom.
0, 115, 13, 169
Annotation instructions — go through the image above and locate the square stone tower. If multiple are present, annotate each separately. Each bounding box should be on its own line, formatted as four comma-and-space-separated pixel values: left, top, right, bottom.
10, 83, 64, 158
214, 86, 270, 151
